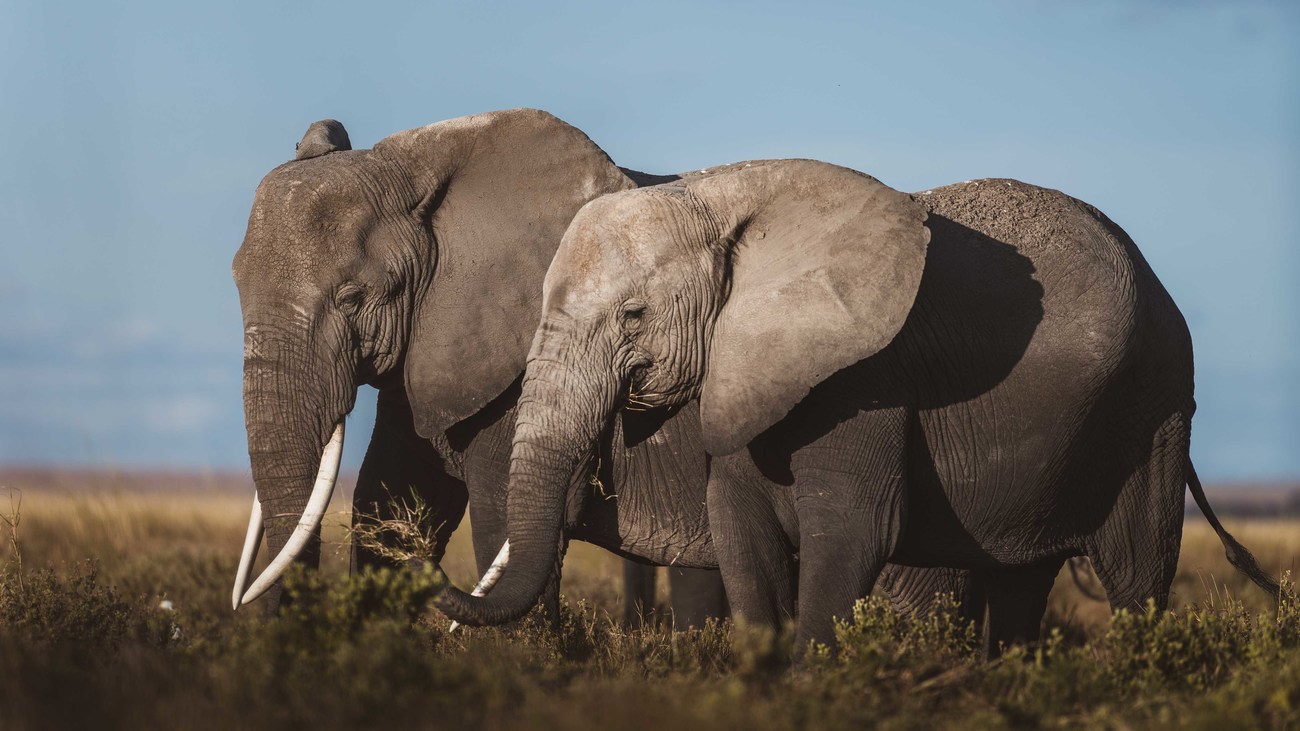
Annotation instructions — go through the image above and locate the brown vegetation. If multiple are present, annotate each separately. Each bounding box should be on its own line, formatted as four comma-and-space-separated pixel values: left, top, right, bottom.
1, 482, 1297, 729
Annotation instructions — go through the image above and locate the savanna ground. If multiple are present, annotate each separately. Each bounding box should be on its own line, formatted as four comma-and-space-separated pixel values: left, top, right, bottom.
1, 480, 1298, 730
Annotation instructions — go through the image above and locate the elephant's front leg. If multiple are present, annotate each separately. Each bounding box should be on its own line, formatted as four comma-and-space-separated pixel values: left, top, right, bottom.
622, 561, 659, 627
351, 387, 466, 574
791, 407, 910, 654
792, 489, 896, 654
620, 565, 730, 630
706, 458, 798, 634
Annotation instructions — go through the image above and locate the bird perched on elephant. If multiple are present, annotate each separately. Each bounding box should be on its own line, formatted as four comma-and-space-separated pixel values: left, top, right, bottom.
433, 157, 1278, 654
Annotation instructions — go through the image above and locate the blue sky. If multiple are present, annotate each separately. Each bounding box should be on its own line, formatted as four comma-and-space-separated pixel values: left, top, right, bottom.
0, 1, 1296, 481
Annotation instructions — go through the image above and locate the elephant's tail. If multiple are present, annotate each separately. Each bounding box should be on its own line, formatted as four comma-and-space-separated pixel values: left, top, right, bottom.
1187, 460, 1281, 601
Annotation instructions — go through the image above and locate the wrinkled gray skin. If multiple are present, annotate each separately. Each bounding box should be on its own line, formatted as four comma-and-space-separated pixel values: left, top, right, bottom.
434, 158, 1277, 654
233, 110, 961, 628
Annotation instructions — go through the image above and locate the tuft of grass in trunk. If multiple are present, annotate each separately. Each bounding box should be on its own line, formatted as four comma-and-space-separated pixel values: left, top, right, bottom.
344, 487, 446, 566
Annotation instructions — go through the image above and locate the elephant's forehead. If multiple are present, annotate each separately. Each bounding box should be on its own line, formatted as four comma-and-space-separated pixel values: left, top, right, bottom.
545, 228, 635, 316
253, 167, 352, 222
247, 160, 380, 241
571, 193, 691, 266
237, 181, 369, 298
252, 152, 385, 221
547, 196, 703, 320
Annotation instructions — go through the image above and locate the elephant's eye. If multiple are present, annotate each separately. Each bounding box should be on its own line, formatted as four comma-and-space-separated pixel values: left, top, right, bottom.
620, 301, 647, 332
335, 284, 365, 313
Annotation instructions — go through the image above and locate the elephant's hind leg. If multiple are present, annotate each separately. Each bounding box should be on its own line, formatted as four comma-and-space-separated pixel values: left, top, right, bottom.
878, 565, 988, 632
983, 560, 1063, 658
621, 561, 659, 628
1086, 410, 1190, 612
668, 567, 729, 630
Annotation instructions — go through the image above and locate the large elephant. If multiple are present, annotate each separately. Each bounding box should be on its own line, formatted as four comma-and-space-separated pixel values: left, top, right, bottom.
433, 158, 1277, 652
229, 109, 730, 625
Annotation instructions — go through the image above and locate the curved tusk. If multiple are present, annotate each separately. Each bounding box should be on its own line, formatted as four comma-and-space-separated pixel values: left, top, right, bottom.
231, 494, 264, 611
238, 421, 345, 607
448, 540, 510, 633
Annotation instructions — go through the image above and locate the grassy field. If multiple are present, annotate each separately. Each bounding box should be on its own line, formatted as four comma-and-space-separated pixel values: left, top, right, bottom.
1, 485, 1298, 730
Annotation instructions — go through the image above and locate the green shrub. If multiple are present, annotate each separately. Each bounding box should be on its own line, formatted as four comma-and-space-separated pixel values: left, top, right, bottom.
0, 561, 171, 649
833, 592, 980, 665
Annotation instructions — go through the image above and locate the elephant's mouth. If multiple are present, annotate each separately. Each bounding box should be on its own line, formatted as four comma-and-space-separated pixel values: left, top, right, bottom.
230, 421, 346, 610
626, 365, 696, 412
625, 363, 669, 411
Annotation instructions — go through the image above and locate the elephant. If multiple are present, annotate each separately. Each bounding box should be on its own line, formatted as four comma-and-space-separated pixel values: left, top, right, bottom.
229, 109, 729, 626
432, 158, 1278, 653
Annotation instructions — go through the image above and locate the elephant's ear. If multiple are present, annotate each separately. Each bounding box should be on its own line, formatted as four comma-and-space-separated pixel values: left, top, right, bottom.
375, 109, 634, 437
295, 120, 351, 160
692, 160, 930, 455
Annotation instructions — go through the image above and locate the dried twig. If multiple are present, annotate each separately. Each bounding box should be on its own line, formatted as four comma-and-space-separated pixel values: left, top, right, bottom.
346, 485, 444, 565
1, 488, 24, 593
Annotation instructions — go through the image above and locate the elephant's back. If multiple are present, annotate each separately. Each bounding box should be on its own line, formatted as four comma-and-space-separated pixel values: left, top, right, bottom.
913, 179, 1191, 389
912, 179, 1143, 381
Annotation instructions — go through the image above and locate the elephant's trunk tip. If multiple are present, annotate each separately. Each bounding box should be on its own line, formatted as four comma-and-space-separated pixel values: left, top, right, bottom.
433, 538, 542, 628
447, 541, 511, 633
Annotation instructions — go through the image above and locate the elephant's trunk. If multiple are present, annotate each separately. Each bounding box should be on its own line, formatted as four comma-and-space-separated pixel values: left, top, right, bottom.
233, 422, 344, 608
233, 319, 355, 610
435, 352, 614, 626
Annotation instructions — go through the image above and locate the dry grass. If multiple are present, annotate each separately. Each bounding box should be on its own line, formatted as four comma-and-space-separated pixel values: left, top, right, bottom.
2, 483, 1298, 730
5, 487, 1290, 629
0, 486, 628, 623
1044, 520, 1300, 637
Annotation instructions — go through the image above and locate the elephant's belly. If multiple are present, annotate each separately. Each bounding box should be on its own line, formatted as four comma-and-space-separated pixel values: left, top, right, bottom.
572, 401, 718, 569
892, 389, 1102, 569
569, 510, 718, 569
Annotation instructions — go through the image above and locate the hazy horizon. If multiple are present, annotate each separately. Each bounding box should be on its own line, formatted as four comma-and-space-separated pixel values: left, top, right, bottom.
1, 1, 1297, 481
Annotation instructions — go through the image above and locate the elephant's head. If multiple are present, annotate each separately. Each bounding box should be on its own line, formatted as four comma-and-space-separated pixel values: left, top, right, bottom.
230, 109, 633, 609
435, 159, 931, 625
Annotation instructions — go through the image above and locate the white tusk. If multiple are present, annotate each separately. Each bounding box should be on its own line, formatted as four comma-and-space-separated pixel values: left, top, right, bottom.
231, 494, 264, 610
448, 540, 510, 633
238, 421, 345, 607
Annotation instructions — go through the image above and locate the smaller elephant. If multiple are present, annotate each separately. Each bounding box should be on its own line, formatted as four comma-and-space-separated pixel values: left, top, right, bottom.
434, 158, 1276, 653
